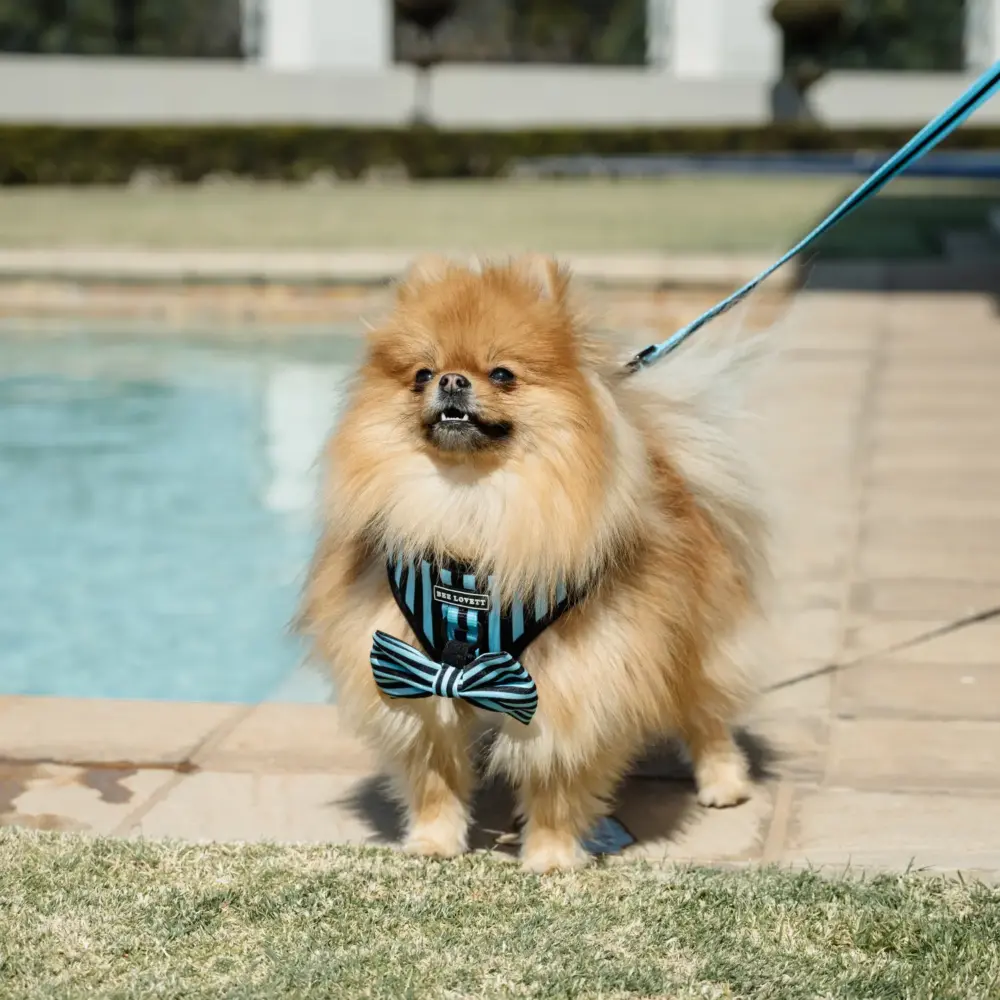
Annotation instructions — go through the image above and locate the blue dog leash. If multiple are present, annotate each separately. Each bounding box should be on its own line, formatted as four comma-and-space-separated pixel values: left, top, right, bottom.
626, 60, 1000, 373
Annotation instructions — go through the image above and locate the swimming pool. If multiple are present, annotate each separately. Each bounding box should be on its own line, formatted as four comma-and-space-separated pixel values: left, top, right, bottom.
0, 328, 359, 704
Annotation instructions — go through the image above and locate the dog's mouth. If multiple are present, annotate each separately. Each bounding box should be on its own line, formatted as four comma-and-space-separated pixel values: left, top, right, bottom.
425, 403, 511, 449
439, 406, 473, 425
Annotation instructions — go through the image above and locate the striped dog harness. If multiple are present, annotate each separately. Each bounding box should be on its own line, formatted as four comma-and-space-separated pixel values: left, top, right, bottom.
369, 555, 579, 724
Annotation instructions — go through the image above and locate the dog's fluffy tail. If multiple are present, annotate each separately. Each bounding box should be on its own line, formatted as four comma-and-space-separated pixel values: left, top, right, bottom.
630, 330, 773, 605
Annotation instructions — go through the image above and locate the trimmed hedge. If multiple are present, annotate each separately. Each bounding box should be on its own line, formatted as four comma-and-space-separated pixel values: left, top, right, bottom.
1, 124, 999, 184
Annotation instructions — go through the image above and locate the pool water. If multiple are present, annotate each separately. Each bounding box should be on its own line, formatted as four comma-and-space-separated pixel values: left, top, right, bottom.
0, 330, 359, 703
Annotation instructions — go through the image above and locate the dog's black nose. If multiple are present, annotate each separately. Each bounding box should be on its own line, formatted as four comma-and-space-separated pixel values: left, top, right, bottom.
439, 373, 471, 393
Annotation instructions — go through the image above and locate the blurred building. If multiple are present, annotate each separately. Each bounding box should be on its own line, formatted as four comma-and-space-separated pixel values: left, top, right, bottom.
253, 0, 981, 78
255, 1, 780, 79
0, 1, 995, 129
0, 1, 985, 78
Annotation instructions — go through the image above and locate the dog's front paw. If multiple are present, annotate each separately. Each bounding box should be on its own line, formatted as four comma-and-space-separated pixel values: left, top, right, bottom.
403, 818, 467, 858
693, 738, 752, 808
695, 759, 751, 808
520, 832, 590, 873
697, 778, 751, 808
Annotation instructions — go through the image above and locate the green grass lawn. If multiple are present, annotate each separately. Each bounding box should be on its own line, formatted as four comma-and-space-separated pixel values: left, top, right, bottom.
0, 176, 997, 259
2, 829, 998, 999
0, 177, 856, 254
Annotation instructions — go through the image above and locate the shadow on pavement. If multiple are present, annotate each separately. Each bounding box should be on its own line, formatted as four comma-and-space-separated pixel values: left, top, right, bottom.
339, 726, 779, 853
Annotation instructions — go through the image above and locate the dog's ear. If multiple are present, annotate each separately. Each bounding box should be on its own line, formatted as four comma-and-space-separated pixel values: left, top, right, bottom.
512, 254, 571, 305
396, 254, 453, 302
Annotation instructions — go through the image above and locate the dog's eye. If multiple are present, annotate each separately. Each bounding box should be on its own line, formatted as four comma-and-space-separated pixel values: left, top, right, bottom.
489, 367, 516, 386
414, 368, 434, 386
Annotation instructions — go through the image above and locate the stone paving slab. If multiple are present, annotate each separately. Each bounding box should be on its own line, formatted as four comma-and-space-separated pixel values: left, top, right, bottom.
753, 720, 831, 782
770, 577, 847, 613
191, 703, 375, 775
875, 387, 1000, 421
869, 437, 1000, 473
747, 670, 833, 782
837, 660, 1000, 721
770, 521, 855, 584
844, 619, 1000, 666
879, 358, 1000, 387
885, 326, 1000, 361
766, 608, 844, 667
779, 289, 887, 340
865, 479, 1000, 520
0, 761, 175, 835
755, 673, 833, 717
859, 522, 1000, 582
853, 578, 1000, 619
884, 299, 1000, 359
128, 771, 381, 845
0, 696, 244, 767
827, 719, 1000, 790
785, 786, 1000, 872
618, 781, 774, 864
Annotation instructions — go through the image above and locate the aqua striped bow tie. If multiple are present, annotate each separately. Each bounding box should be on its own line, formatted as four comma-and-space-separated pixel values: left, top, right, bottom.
370, 630, 538, 725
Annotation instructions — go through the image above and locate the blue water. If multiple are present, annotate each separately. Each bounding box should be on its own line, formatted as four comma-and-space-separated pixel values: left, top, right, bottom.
0, 330, 359, 703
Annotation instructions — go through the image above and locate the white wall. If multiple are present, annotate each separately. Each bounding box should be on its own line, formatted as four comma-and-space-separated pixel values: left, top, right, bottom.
671, 0, 723, 78
3, 58, 999, 131
0, 55, 415, 125
670, 0, 780, 80
810, 70, 1000, 127
260, 0, 312, 71
429, 65, 772, 128
646, 0, 672, 68
723, 0, 782, 79
0, 55, 772, 127
260, 0, 392, 72
965, 0, 1000, 71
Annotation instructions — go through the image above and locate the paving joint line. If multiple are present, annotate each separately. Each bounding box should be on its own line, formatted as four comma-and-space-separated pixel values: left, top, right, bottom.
761, 780, 796, 863
112, 703, 257, 836
823, 298, 890, 787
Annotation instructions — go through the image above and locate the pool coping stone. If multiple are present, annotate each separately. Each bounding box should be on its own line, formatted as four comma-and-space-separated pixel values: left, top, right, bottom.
0, 249, 794, 290
0, 696, 247, 770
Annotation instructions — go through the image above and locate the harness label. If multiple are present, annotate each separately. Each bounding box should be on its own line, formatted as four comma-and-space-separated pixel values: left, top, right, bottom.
433, 584, 491, 612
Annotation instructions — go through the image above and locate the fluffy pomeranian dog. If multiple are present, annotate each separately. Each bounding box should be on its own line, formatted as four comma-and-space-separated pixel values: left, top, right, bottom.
299, 254, 769, 872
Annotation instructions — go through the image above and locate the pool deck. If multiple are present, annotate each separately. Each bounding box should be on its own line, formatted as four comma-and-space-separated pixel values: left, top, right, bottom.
3, 285, 1000, 877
